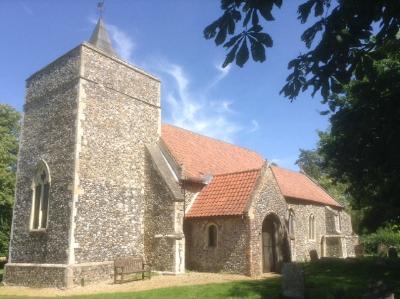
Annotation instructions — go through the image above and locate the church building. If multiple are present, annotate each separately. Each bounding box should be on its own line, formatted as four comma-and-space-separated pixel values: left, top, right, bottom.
3, 18, 358, 288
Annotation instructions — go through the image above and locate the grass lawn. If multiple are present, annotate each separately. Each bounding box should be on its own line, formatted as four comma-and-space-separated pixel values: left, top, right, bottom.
303, 257, 400, 298
0, 258, 399, 298
0, 278, 281, 299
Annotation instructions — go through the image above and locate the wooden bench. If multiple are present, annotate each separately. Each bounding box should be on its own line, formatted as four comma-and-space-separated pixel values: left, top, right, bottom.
114, 257, 151, 284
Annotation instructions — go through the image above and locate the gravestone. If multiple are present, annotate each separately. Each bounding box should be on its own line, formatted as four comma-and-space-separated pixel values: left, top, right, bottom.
377, 244, 389, 257
282, 263, 305, 299
309, 249, 319, 262
388, 247, 398, 259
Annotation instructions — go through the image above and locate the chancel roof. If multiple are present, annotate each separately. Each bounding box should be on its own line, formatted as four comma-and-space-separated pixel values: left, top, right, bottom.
160, 124, 343, 217
161, 124, 265, 181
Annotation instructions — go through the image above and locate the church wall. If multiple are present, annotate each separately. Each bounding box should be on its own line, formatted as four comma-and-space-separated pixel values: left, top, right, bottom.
248, 166, 289, 276
143, 152, 185, 273
287, 202, 327, 261
184, 216, 250, 274
72, 44, 161, 266
7, 47, 80, 265
288, 203, 357, 260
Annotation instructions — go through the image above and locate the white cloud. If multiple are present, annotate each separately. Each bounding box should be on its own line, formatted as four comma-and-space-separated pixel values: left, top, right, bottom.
209, 63, 232, 89
108, 24, 135, 62
248, 119, 259, 133
158, 62, 242, 142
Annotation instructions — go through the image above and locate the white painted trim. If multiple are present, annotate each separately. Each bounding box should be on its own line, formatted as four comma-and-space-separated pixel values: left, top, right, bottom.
67, 47, 85, 266
160, 150, 179, 182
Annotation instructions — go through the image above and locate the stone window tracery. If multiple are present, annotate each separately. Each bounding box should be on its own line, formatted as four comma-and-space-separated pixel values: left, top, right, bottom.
334, 213, 341, 233
30, 161, 50, 231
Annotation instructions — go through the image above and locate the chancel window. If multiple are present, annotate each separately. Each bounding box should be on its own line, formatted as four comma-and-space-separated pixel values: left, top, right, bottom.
334, 213, 341, 232
308, 214, 315, 240
208, 224, 218, 248
30, 161, 50, 230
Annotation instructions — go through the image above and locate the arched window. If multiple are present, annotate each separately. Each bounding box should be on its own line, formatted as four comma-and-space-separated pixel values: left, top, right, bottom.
30, 161, 50, 230
308, 214, 315, 240
208, 224, 217, 248
288, 209, 295, 237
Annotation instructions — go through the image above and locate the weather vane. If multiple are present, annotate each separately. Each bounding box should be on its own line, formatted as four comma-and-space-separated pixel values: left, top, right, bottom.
97, 0, 105, 18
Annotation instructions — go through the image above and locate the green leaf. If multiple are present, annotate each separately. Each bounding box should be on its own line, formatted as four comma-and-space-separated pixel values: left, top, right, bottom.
215, 26, 228, 46
251, 32, 273, 47
252, 9, 259, 26
236, 39, 249, 67
224, 33, 244, 48
243, 10, 251, 27
249, 38, 266, 62
222, 41, 240, 68
259, 5, 275, 21
203, 20, 219, 39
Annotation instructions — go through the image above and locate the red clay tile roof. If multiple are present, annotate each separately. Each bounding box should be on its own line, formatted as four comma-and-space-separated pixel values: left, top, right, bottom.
161, 124, 265, 180
271, 166, 343, 208
186, 168, 261, 218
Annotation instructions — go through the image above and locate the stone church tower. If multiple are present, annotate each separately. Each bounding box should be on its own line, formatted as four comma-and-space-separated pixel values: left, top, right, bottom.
4, 18, 172, 287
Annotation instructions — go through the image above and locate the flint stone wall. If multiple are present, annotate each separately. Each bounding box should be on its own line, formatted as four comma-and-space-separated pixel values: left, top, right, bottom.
7, 46, 81, 266
288, 202, 355, 260
72, 262, 114, 286
184, 217, 250, 274
4, 264, 66, 288
248, 166, 288, 276
72, 44, 161, 264
144, 152, 184, 272
287, 202, 327, 261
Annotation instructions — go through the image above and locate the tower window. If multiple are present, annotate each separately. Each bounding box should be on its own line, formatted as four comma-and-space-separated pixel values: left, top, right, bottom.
208, 224, 218, 248
30, 161, 50, 230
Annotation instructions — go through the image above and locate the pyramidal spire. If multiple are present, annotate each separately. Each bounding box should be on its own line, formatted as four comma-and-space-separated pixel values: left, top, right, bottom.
89, 17, 117, 57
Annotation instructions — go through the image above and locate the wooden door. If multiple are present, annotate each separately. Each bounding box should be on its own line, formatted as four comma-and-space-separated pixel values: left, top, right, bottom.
262, 220, 276, 272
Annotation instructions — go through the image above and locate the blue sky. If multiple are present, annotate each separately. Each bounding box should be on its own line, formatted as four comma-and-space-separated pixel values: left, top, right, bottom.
0, 0, 330, 170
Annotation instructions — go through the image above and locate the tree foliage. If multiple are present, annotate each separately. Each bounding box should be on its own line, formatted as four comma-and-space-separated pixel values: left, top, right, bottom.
204, 0, 400, 100
319, 43, 400, 231
296, 147, 353, 208
0, 104, 20, 257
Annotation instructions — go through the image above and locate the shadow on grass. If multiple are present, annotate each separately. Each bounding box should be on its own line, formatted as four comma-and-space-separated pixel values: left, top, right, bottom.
226, 278, 282, 299
303, 257, 400, 298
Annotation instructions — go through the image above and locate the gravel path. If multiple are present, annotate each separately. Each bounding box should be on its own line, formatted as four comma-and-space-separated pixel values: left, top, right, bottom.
0, 272, 279, 297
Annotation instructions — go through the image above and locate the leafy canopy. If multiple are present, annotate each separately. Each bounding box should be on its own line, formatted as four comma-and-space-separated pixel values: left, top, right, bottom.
319, 43, 400, 231
0, 104, 20, 256
204, 0, 400, 100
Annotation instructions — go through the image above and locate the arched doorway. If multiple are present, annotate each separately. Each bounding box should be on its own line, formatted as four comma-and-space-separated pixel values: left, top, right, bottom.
262, 214, 288, 272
